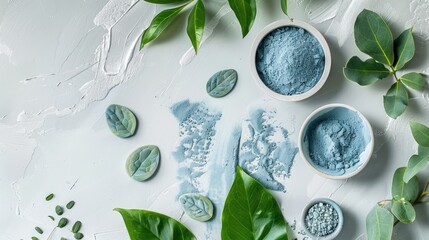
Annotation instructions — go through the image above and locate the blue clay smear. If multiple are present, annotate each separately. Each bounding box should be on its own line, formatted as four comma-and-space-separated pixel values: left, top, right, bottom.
304, 107, 371, 176
256, 26, 325, 95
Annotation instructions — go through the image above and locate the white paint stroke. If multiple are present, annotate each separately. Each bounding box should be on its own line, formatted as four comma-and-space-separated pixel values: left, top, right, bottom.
0, 42, 15, 64
305, 0, 343, 24
407, 0, 429, 40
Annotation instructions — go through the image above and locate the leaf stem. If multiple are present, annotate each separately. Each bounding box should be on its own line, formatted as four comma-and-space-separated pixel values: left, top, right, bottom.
390, 66, 399, 82
378, 199, 392, 207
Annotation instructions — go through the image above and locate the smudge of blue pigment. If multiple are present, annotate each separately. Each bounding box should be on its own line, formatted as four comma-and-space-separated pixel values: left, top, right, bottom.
239, 109, 298, 192
256, 26, 325, 95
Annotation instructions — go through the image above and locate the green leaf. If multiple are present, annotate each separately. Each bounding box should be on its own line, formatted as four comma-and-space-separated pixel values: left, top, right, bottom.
228, 0, 256, 37
221, 166, 288, 240
394, 28, 415, 70
404, 152, 429, 183
383, 81, 408, 119
126, 145, 160, 181
281, 0, 288, 16
114, 208, 196, 240
140, 3, 190, 50
400, 72, 425, 91
354, 9, 394, 66
343, 56, 390, 85
187, 0, 205, 53
145, 0, 188, 4
366, 205, 393, 240
392, 167, 419, 203
206, 69, 238, 98
179, 193, 214, 222
106, 104, 137, 138
391, 200, 416, 224
410, 121, 429, 147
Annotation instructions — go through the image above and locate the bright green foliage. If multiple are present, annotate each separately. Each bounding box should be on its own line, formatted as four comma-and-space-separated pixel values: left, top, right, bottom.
187, 0, 205, 53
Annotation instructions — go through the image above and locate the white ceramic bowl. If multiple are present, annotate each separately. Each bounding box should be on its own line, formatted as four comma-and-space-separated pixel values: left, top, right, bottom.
298, 103, 374, 179
250, 19, 331, 101
301, 198, 344, 240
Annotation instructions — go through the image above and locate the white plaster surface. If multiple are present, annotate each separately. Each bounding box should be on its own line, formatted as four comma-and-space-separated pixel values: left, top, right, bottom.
1, 0, 429, 239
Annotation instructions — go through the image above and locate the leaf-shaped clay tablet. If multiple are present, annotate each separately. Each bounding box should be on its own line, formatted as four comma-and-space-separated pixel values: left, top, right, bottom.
126, 145, 160, 181
106, 104, 137, 138
206, 69, 238, 98
179, 193, 213, 222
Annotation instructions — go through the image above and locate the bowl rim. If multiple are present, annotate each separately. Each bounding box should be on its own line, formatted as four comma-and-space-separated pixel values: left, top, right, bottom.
250, 19, 332, 102
301, 198, 344, 240
298, 103, 375, 180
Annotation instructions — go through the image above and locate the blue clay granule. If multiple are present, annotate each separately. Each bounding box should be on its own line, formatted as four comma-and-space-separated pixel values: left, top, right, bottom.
256, 26, 325, 95
305, 202, 339, 237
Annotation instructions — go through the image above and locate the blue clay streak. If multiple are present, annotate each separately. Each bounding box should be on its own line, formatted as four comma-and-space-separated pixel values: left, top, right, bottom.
256, 26, 325, 95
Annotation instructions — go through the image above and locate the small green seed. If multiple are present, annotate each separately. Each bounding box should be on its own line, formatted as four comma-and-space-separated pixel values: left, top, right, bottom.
60, 238, 68, 240
31, 237, 39, 240
48, 215, 55, 221
35, 226, 43, 234
57, 218, 69, 228
45, 193, 54, 201
55, 205, 64, 215
74, 232, 84, 239
72, 221, 82, 233
66, 201, 75, 209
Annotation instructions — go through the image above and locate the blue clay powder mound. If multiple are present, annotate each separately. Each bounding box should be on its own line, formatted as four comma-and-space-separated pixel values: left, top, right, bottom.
304, 107, 371, 176
256, 26, 325, 95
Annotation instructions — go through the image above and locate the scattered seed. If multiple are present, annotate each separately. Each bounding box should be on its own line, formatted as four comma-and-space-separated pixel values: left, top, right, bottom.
56, 205, 64, 215
57, 218, 69, 228
35, 226, 43, 234
72, 221, 82, 233
31, 237, 39, 240
45, 193, 54, 201
48, 215, 55, 221
66, 201, 75, 209
74, 232, 84, 239
61, 238, 68, 240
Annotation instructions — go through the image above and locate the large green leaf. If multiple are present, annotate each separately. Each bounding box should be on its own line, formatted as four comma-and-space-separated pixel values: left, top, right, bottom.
187, 0, 205, 53
392, 167, 419, 203
366, 205, 394, 240
114, 208, 196, 240
140, 2, 190, 50
383, 81, 408, 119
281, 0, 287, 16
105, 104, 137, 138
145, 0, 188, 3
410, 121, 429, 147
354, 9, 394, 66
404, 149, 429, 183
391, 200, 416, 224
343, 56, 390, 85
228, 0, 256, 37
221, 166, 288, 240
400, 72, 425, 91
394, 28, 415, 70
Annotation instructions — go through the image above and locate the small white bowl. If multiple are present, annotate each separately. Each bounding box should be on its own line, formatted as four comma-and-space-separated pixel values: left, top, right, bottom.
298, 103, 374, 179
250, 19, 331, 101
301, 198, 344, 240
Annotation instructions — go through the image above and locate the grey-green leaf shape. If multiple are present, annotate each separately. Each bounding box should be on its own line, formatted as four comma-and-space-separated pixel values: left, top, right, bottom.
344, 56, 390, 85
392, 167, 419, 203
391, 200, 416, 224
383, 81, 408, 119
354, 9, 394, 66
126, 145, 160, 181
410, 121, 429, 147
394, 28, 415, 70
179, 193, 213, 222
106, 104, 137, 138
400, 72, 425, 91
366, 205, 393, 240
404, 150, 429, 183
206, 69, 238, 98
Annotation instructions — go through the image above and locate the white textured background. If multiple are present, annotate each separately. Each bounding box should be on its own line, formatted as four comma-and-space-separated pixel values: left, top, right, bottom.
1, 0, 429, 239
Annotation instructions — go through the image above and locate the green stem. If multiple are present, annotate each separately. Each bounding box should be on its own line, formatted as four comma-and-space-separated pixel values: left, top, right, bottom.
378, 199, 392, 207
390, 66, 399, 82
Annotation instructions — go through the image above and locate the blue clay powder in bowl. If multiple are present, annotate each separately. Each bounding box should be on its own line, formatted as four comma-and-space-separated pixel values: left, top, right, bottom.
251, 19, 331, 101
298, 104, 374, 179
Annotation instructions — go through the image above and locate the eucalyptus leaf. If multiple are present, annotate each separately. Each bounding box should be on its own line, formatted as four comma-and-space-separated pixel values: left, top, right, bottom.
126, 145, 160, 181
187, 0, 205, 53
400, 72, 425, 91
140, 2, 190, 50
228, 0, 256, 37
354, 9, 394, 66
391, 200, 416, 224
366, 205, 393, 240
179, 193, 213, 222
106, 104, 137, 138
114, 208, 196, 240
383, 81, 408, 119
410, 121, 429, 147
343, 56, 390, 85
404, 153, 429, 183
206, 69, 238, 98
281, 0, 288, 16
392, 167, 419, 203
221, 166, 288, 240
145, 0, 188, 4
394, 28, 415, 70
